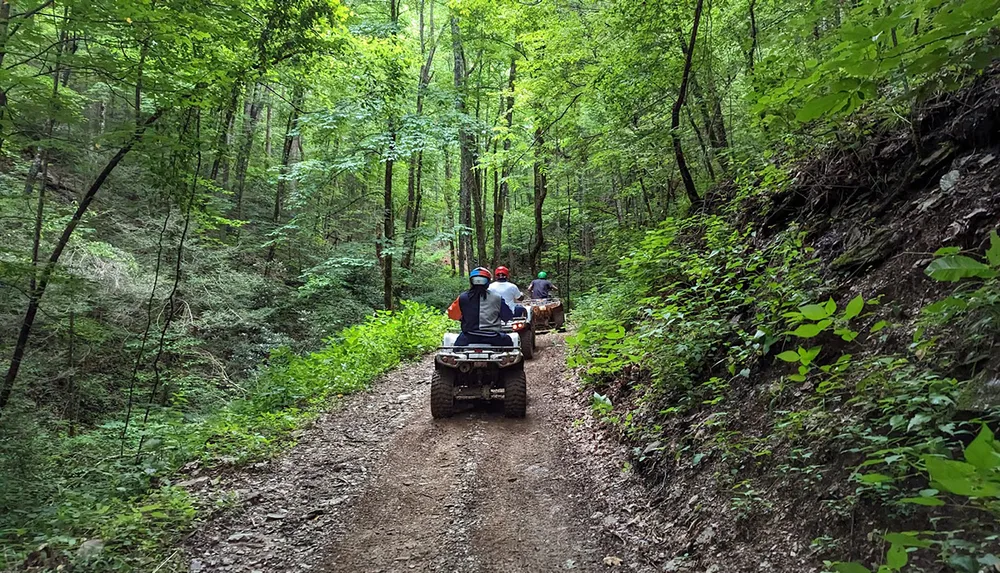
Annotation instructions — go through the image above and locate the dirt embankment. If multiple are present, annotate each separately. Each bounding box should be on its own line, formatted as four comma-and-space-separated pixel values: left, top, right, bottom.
182, 335, 675, 573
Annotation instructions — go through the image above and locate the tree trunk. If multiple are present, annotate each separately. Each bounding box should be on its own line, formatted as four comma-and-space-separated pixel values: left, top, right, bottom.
383, 149, 394, 310
445, 147, 458, 276
0, 111, 163, 413
403, 2, 437, 269
471, 157, 487, 266
748, 0, 758, 72
233, 83, 264, 219
210, 81, 241, 182
529, 128, 547, 275
671, 0, 705, 207
452, 16, 476, 271
492, 55, 516, 268
264, 87, 303, 272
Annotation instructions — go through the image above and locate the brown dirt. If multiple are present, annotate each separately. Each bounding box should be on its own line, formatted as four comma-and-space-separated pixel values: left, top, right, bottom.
183, 335, 667, 573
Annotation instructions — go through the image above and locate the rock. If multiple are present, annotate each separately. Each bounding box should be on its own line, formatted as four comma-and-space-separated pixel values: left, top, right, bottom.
189, 559, 204, 572
227, 532, 253, 542
696, 525, 715, 546
266, 511, 288, 520
176, 476, 210, 488
705, 565, 721, 573
979, 154, 996, 167
940, 169, 960, 191
77, 539, 104, 559
662, 558, 683, 572
397, 393, 412, 402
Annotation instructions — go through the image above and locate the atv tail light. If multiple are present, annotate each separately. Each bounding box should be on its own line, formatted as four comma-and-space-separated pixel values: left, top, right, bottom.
512, 322, 526, 331
441, 355, 458, 365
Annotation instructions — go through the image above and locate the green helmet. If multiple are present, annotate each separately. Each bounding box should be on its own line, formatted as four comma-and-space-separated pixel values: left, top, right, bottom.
538, 271, 547, 279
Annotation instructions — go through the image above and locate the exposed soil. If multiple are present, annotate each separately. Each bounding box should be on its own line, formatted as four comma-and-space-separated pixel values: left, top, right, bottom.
182, 335, 672, 573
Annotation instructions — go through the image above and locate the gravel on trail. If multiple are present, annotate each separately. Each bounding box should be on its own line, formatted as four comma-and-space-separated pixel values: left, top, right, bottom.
184, 334, 671, 573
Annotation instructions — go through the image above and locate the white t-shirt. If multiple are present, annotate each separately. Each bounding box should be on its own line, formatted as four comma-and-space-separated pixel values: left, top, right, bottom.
488, 281, 522, 311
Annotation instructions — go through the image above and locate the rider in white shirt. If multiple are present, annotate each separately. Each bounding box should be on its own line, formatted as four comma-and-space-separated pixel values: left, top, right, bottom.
487, 266, 524, 315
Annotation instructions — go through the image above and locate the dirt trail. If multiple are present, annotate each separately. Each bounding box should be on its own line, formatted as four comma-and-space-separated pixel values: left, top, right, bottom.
185, 335, 667, 573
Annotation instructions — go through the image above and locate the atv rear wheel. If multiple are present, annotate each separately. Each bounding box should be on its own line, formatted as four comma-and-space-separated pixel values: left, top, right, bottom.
503, 367, 527, 418
521, 329, 535, 359
552, 306, 566, 331
431, 368, 456, 418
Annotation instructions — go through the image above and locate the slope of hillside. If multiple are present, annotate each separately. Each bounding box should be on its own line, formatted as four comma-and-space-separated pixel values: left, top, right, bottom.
568, 65, 1000, 573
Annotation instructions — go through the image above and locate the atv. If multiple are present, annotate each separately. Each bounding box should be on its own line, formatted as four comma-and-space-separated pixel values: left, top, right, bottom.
502, 304, 536, 359
523, 297, 565, 333
431, 332, 527, 419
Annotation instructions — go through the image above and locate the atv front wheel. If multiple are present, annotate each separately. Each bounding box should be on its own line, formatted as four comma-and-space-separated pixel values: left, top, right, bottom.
521, 329, 535, 359
503, 367, 527, 418
431, 368, 456, 418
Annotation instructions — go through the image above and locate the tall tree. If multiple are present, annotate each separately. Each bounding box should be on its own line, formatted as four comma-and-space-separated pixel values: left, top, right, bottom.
402, 0, 437, 270
452, 16, 476, 272
529, 127, 547, 275
671, 0, 705, 206
492, 55, 516, 269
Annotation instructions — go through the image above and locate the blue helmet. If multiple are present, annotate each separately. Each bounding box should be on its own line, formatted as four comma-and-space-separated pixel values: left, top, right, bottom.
470, 267, 492, 286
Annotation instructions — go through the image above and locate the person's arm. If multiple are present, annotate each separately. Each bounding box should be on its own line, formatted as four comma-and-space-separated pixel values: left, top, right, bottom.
447, 297, 462, 320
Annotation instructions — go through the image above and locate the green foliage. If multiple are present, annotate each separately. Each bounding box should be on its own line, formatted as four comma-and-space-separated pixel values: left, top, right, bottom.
0, 302, 447, 570
569, 214, 821, 449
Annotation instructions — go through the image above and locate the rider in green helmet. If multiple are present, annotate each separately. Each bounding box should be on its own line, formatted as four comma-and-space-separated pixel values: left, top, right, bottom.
527, 271, 557, 300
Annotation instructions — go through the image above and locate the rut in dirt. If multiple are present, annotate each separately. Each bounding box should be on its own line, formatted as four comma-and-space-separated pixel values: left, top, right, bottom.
184, 334, 648, 573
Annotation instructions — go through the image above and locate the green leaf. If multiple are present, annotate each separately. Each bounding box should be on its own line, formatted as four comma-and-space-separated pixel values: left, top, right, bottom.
925, 255, 997, 282
798, 345, 822, 366
800, 303, 831, 320
835, 328, 859, 342
907, 413, 932, 433
824, 298, 837, 315
776, 350, 801, 363
899, 496, 945, 506
885, 531, 932, 547
988, 230, 1000, 268
796, 92, 850, 122
859, 473, 894, 484
923, 297, 968, 315
788, 374, 807, 382
964, 424, 1000, 471
870, 320, 888, 333
788, 323, 825, 338
885, 544, 908, 570
934, 246, 961, 256
843, 295, 864, 320
831, 562, 872, 573
924, 455, 1000, 497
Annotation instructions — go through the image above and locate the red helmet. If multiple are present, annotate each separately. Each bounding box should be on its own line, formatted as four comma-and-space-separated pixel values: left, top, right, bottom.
494, 266, 510, 279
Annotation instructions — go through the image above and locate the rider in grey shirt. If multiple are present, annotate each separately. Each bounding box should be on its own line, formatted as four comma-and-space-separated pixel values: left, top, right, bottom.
528, 271, 557, 299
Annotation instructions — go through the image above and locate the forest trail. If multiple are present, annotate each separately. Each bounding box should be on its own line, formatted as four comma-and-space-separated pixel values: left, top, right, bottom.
184, 335, 655, 573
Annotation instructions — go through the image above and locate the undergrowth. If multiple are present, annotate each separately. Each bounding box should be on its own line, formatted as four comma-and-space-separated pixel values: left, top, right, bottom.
569, 214, 1000, 572
0, 301, 448, 571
